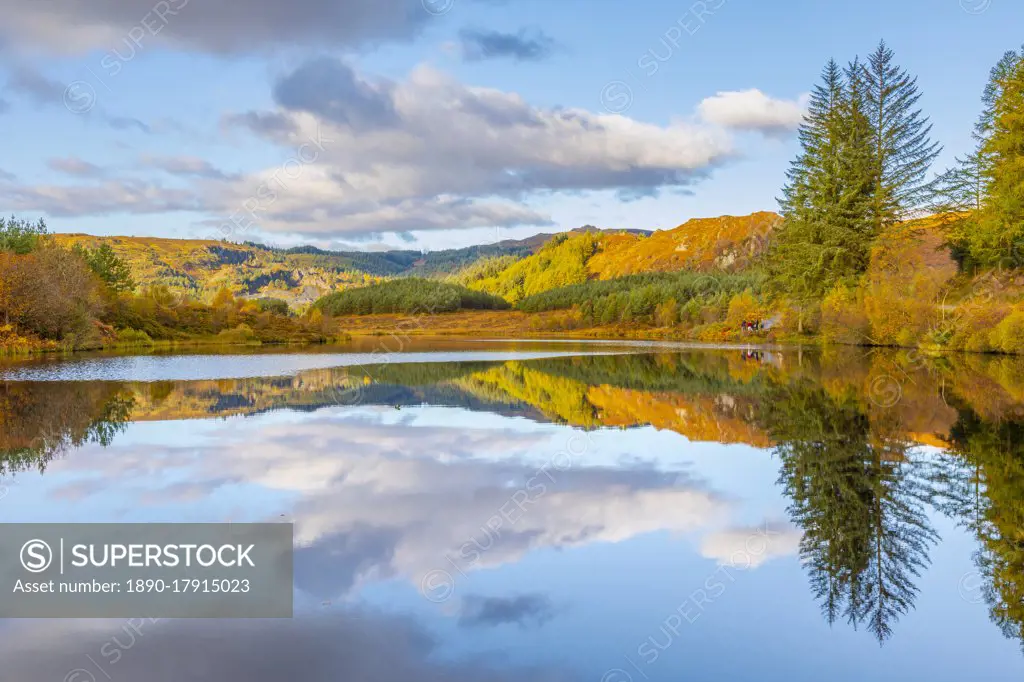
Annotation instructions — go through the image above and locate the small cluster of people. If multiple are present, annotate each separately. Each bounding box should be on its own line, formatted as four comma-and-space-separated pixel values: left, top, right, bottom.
741, 319, 763, 333
741, 350, 764, 361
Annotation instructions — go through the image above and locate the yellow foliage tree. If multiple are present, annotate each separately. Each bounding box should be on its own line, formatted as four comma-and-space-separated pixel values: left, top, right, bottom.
821, 285, 870, 345
654, 298, 680, 328
726, 289, 764, 329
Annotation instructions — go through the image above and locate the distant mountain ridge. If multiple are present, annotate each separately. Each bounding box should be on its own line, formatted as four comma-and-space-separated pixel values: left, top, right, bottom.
53, 216, 768, 308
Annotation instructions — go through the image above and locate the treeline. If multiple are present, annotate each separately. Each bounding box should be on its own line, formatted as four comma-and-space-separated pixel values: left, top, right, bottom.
767, 41, 1024, 352
251, 238, 534, 278
312, 278, 510, 316
518, 271, 764, 326
0, 218, 335, 352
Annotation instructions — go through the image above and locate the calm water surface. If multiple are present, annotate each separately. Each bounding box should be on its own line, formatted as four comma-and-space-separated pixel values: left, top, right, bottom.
1, 341, 1022, 680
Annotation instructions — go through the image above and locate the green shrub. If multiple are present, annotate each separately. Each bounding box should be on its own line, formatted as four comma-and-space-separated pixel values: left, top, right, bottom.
115, 329, 154, 346
254, 298, 291, 316
215, 323, 260, 345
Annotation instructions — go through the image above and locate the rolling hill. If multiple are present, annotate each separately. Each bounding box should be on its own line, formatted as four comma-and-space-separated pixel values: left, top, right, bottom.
53, 232, 562, 307
52, 213, 773, 309
460, 212, 780, 303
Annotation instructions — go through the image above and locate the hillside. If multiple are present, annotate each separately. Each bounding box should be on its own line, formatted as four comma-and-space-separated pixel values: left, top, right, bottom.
52, 225, 655, 308
50, 214, 773, 310
587, 211, 781, 278
53, 235, 374, 308
462, 212, 780, 303
52, 233, 551, 308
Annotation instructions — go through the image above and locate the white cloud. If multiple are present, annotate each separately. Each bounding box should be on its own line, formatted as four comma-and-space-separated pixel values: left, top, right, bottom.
207, 60, 735, 237
51, 410, 732, 599
2, 61, 792, 240
699, 522, 802, 569
697, 89, 808, 136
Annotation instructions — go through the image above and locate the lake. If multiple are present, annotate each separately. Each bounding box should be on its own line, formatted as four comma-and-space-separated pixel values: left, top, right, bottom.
1, 339, 1022, 680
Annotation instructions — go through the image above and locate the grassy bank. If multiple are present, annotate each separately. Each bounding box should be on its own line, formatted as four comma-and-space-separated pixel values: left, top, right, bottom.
328, 308, 1023, 357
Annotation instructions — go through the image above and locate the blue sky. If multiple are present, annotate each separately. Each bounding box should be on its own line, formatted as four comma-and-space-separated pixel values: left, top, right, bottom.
0, 0, 1021, 251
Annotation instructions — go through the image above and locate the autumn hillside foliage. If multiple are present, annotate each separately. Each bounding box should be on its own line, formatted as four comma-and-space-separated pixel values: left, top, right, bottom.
54, 233, 379, 308
52, 231, 547, 308
587, 211, 781, 278
460, 213, 780, 305
0, 218, 337, 353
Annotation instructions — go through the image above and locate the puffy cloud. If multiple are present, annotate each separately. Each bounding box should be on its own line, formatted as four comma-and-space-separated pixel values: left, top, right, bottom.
697, 89, 808, 136
458, 27, 557, 62
2, 179, 203, 217
6, 59, 741, 239
208, 59, 734, 237
272, 57, 399, 129
698, 522, 802, 569
0, 0, 443, 55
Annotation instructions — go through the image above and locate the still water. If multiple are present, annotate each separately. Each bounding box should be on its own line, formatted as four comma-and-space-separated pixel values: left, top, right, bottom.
1, 341, 1022, 680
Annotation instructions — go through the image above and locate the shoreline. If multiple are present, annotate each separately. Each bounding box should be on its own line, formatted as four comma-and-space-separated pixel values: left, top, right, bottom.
3, 322, 1019, 361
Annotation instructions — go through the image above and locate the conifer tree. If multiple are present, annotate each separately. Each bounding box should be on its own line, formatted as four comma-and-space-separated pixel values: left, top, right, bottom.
934, 48, 1022, 261
976, 50, 1024, 266
772, 59, 877, 327
863, 41, 941, 227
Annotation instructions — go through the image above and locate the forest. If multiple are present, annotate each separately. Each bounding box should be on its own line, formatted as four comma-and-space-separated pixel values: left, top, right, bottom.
312, 278, 509, 316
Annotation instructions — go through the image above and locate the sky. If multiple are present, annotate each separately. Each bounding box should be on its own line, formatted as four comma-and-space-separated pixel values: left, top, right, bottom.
0, 0, 1021, 251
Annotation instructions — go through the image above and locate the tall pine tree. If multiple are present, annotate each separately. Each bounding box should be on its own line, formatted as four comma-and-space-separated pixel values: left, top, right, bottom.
772, 58, 876, 328
936, 47, 1024, 265
976, 49, 1024, 266
863, 41, 942, 229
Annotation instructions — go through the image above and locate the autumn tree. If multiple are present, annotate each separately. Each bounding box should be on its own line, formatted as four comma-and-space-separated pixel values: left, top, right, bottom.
974, 50, 1024, 267
0, 246, 102, 342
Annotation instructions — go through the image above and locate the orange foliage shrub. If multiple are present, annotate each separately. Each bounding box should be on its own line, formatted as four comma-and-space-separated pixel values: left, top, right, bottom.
864, 221, 957, 347
948, 300, 1012, 352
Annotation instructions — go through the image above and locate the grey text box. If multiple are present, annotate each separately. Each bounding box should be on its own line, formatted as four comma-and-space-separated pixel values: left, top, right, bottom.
0, 523, 293, 618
